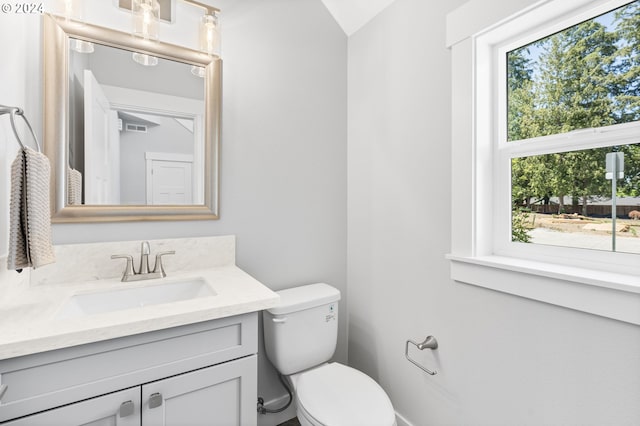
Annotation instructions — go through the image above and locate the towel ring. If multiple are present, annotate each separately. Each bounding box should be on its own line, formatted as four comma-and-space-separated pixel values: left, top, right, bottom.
0, 104, 41, 153
405, 336, 438, 375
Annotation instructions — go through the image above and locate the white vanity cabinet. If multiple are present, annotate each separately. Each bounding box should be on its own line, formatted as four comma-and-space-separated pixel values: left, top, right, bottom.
0, 312, 258, 425
141, 355, 256, 425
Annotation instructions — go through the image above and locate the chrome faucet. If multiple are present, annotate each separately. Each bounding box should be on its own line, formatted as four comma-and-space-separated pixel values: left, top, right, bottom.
111, 241, 175, 282
139, 241, 151, 275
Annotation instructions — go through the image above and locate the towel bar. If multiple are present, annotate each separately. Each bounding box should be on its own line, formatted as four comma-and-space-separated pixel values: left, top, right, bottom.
405, 336, 438, 375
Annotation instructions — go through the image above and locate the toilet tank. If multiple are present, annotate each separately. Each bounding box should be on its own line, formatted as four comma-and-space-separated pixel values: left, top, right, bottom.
263, 283, 340, 376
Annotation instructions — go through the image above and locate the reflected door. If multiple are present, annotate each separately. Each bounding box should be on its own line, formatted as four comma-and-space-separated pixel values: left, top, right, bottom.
145, 153, 194, 205
84, 70, 120, 204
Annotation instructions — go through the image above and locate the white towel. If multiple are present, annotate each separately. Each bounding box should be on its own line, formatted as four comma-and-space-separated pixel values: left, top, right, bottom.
7, 148, 56, 271
67, 166, 82, 205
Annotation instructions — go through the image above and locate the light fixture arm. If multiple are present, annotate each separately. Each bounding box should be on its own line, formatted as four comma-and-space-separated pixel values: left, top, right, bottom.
181, 0, 219, 16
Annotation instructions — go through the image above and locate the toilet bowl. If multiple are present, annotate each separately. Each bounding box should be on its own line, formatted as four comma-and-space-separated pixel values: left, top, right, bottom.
290, 363, 396, 426
263, 283, 396, 426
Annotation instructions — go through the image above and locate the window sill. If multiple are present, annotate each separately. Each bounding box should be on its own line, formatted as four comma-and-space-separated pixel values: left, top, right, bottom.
446, 254, 640, 325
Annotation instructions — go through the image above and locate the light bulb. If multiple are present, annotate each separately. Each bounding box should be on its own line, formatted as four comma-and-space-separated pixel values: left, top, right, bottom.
132, 52, 158, 66
191, 66, 205, 78
199, 13, 220, 56
132, 0, 160, 40
58, 0, 82, 21
70, 39, 94, 54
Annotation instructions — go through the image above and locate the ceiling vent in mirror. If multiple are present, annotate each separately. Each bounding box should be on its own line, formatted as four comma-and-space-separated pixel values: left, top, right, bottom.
125, 123, 148, 133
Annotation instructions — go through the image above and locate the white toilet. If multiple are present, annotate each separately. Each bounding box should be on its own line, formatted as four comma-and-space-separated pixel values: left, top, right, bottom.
263, 283, 397, 426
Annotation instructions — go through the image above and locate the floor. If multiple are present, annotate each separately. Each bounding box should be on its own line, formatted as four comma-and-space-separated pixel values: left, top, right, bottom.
277, 418, 301, 426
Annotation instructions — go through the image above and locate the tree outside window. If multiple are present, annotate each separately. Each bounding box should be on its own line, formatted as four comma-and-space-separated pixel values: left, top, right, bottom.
506, 1, 640, 252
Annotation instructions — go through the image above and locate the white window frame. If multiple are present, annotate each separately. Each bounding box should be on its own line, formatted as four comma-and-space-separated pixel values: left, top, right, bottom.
447, 0, 640, 325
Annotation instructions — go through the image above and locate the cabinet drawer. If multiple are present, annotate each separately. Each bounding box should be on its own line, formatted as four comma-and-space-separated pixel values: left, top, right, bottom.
0, 312, 257, 422
3, 387, 140, 426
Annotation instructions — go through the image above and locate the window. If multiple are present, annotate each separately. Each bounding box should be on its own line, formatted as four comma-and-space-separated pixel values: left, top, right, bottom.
477, 0, 640, 275
447, 0, 640, 325
504, 1, 640, 255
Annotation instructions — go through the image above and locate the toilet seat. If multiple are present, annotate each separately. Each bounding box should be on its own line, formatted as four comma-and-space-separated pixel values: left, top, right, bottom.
295, 362, 396, 426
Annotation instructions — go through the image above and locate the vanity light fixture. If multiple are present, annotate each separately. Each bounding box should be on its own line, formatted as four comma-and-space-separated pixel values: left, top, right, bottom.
132, 52, 159, 66
131, 0, 160, 66
69, 39, 94, 54
132, 0, 160, 40
199, 11, 220, 56
60, 0, 83, 21
190, 65, 206, 78
182, 0, 221, 57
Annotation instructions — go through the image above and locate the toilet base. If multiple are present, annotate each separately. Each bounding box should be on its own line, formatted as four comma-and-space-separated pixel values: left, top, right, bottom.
296, 404, 398, 426
295, 406, 318, 426
285, 364, 398, 426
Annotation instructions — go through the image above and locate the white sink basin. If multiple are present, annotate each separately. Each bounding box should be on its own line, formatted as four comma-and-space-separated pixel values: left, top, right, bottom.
56, 278, 215, 320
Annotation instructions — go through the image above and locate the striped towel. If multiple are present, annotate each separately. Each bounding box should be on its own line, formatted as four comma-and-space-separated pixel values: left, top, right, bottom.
7, 147, 55, 271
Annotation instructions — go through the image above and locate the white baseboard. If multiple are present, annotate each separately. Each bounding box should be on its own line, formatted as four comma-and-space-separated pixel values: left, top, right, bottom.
395, 411, 414, 426
257, 393, 298, 426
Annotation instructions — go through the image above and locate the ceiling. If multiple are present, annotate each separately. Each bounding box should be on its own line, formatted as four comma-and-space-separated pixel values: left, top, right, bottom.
319, 0, 398, 36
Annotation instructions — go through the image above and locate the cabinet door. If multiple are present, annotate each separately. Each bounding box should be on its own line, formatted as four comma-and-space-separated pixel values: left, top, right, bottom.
3, 387, 140, 426
142, 355, 257, 426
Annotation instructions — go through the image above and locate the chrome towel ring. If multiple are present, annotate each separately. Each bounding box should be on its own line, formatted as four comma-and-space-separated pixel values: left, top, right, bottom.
0, 104, 41, 152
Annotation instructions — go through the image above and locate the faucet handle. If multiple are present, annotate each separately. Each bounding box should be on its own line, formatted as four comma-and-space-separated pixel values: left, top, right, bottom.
152, 251, 175, 277
111, 254, 136, 281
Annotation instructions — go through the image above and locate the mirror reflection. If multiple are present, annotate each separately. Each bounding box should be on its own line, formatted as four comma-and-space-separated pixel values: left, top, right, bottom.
68, 39, 206, 206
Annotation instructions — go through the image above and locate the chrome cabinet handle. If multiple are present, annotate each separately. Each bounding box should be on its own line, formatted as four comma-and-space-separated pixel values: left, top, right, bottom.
149, 392, 163, 409
119, 400, 135, 417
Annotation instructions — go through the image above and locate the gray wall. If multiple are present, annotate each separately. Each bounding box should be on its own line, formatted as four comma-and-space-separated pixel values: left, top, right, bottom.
347, 0, 640, 424
119, 117, 194, 204
87, 43, 204, 101
0, 0, 347, 416
6, 1, 638, 425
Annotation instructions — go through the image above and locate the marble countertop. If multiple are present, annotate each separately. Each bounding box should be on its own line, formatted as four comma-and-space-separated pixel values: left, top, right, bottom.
0, 265, 279, 360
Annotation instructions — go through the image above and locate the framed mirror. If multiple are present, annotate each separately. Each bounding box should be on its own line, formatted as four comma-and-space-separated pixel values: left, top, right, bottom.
43, 14, 220, 222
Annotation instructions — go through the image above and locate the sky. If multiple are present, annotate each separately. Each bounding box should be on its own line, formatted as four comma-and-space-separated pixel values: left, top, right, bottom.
513, 0, 631, 71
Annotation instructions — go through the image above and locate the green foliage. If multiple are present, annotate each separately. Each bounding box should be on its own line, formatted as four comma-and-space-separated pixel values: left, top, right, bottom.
619, 144, 640, 196
614, 2, 640, 122
512, 209, 532, 243
508, 1, 640, 213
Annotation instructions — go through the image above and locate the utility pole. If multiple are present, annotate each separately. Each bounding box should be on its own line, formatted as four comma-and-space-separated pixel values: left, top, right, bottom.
606, 152, 624, 252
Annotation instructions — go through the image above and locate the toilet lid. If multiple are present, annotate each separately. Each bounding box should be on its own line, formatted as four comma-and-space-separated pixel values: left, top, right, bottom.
296, 363, 395, 426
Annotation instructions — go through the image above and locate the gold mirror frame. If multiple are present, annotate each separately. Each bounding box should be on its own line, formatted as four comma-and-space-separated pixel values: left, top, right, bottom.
43, 14, 220, 223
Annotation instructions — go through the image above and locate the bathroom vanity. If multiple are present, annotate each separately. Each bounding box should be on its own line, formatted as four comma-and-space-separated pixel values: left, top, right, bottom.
0, 236, 279, 425
0, 313, 258, 425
